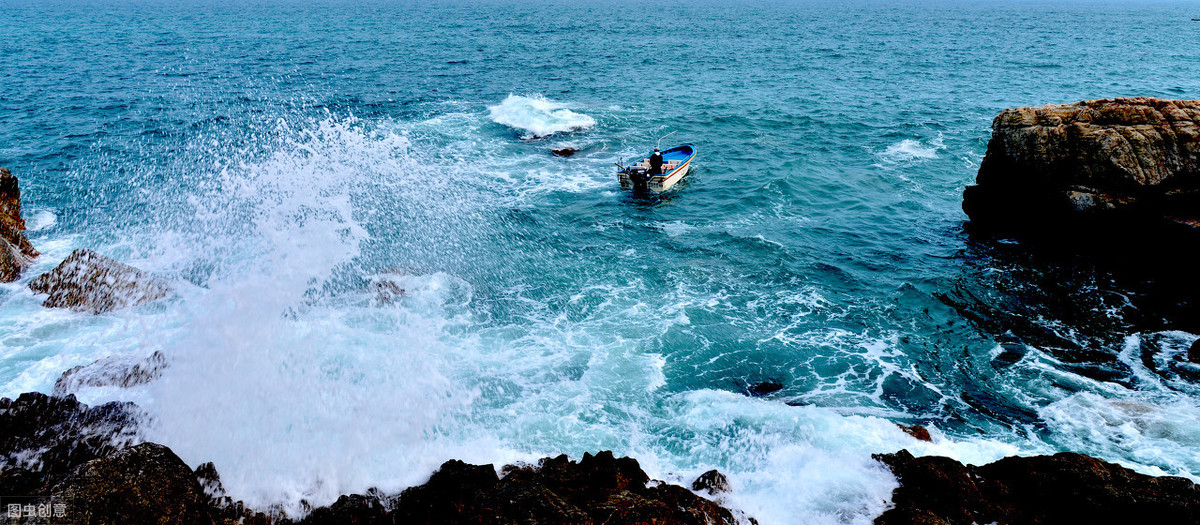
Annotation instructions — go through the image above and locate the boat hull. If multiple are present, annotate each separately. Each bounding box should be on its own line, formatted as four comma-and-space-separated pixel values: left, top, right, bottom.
618, 144, 696, 192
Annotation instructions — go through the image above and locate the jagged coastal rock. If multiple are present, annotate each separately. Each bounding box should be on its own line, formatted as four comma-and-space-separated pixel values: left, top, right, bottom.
0, 168, 39, 282
0, 393, 142, 502
52, 351, 167, 397
875, 449, 1200, 524
48, 443, 216, 525
0, 393, 741, 525
963, 97, 1200, 235
28, 249, 171, 314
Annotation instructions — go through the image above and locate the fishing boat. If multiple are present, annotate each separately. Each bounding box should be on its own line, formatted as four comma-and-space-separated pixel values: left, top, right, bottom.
617, 143, 697, 192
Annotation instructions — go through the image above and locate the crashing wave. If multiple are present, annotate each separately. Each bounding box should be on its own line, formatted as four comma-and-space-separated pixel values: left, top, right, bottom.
487, 94, 596, 139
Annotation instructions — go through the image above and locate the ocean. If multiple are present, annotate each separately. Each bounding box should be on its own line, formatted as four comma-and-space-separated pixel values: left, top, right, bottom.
2, 0, 1199, 523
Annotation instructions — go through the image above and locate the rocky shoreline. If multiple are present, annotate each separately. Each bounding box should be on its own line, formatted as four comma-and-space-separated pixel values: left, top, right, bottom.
5, 392, 1200, 524
1, 393, 744, 525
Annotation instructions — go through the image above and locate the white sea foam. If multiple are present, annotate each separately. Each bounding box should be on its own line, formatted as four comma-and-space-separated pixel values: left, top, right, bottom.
25, 210, 57, 232
878, 135, 945, 163
660, 221, 696, 237
488, 94, 597, 139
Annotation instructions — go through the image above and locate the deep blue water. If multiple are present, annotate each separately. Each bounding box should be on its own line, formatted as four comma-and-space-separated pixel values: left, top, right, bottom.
3, 1, 1200, 522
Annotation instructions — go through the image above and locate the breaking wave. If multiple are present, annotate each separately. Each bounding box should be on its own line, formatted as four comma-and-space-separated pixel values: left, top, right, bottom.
488, 94, 597, 139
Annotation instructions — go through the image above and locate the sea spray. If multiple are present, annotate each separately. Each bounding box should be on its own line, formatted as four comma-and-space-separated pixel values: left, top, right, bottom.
488, 94, 597, 139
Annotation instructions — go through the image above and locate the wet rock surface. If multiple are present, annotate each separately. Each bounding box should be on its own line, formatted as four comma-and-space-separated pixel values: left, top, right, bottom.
897, 424, 932, 442
0, 393, 142, 500
29, 249, 171, 314
390, 451, 739, 525
1, 393, 741, 525
52, 351, 167, 397
963, 97, 1200, 238
875, 449, 1200, 525
691, 469, 731, 495
47, 443, 215, 525
0, 167, 38, 282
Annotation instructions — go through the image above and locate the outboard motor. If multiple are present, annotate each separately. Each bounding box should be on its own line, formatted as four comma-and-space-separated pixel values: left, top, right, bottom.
628, 167, 650, 193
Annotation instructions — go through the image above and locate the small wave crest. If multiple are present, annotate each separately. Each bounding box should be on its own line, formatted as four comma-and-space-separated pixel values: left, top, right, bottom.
878, 135, 945, 163
487, 94, 596, 139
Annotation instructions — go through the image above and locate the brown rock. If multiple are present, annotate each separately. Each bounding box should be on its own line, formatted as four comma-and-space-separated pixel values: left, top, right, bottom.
1190, 339, 1200, 363
963, 97, 1200, 236
875, 449, 1200, 525
898, 424, 933, 442
391, 451, 739, 525
552, 147, 577, 157
49, 443, 216, 525
0, 167, 38, 282
29, 249, 171, 314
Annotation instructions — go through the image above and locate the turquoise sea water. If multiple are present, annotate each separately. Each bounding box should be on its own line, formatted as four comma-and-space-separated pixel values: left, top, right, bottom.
3, 1, 1200, 522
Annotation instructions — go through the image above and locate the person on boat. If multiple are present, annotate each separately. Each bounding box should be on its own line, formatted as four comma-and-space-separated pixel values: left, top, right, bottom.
648, 148, 664, 176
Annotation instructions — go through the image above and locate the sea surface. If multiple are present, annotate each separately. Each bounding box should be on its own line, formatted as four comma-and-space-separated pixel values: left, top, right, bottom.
3, 0, 1200, 522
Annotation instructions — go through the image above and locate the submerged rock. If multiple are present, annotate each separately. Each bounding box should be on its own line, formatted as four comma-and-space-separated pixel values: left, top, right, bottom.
746, 380, 784, 397
875, 449, 1200, 525
0, 167, 39, 282
963, 97, 1200, 237
552, 147, 577, 157
1190, 339, 1200, 363
29, 249, 171, 314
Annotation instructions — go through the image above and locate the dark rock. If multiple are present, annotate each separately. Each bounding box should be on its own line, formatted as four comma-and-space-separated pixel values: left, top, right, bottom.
299, 494, 389, 525
0, 167, 38, 282
875, 449, 1200, 525
552, 147, 577, 157
0, 392, 142, 499
1190, 339, 1200, 363
391, 451, 739, 525
29, 249, 171, 314
897, 424, 933, 442
53, 351, 167, 396
963, 97, 1200, 238
746, 380, 784, 397
49, 443, 215, 525
391, 459, 501, 522
194, 462, 226, 503
692, 469, 731, 494
2, 387, 740, 524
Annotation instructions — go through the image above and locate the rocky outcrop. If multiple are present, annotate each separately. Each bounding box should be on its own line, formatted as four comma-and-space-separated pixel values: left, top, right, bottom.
0, 393, 142, 501
388, 452, 739, 525
29, 249, 171, 314
897, 424, 932, 442
875, 449, 1200, 525
691, 469, 731, 495
0, 167, 39, 282
963, 97, 1200, 236
1, 390, 742, 524
52, 351, 167, 397
47, 443, 216, 525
